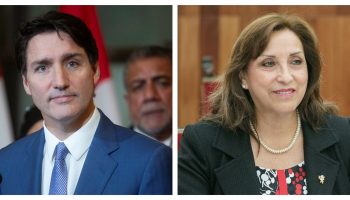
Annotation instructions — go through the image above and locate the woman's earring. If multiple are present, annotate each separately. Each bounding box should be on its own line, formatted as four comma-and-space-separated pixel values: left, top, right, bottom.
242, 84, 247, 89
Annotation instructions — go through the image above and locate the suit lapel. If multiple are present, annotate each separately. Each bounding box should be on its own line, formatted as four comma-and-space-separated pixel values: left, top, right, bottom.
74, 112, 119, 194
303, 120, 339, 194
21, 130, 45, 194
212, 127, 259, 194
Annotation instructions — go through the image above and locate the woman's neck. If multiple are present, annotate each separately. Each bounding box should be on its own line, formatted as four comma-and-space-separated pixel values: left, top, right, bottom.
254, 110, 298, 146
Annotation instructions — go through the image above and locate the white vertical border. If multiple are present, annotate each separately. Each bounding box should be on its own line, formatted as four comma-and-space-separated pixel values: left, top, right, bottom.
172, 4, 178, 196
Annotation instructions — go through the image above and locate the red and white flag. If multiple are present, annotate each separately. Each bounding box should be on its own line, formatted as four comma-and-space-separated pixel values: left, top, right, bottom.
0, 66, 13, 148
60, 5, 122, 125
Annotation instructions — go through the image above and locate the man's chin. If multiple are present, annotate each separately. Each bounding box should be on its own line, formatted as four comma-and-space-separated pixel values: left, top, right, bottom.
139, 120, 171, 135
48, 111, 78, 122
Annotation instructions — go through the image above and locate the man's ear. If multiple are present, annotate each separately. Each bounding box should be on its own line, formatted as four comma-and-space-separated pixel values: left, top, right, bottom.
93, 64, 100, 84
22, 74, 32, 95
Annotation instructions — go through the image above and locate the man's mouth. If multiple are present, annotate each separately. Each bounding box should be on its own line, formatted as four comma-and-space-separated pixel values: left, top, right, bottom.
142, 108, 164, 116
49, 94, 76, 103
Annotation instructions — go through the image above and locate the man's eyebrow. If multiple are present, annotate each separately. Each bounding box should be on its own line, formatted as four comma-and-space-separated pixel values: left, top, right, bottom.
29, 53, 84, 68
30, 58, 53, 68
152, 75, 171, 81
61, 53, 84, 62
129, 74, 171, 83
129, 79, 145, 85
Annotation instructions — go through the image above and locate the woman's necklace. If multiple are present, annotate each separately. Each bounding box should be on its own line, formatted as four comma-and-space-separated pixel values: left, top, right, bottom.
249, 111, 301, 154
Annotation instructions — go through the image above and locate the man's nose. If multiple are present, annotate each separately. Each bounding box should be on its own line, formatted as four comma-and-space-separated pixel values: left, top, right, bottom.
53, 66, 69, 91
144, 83, 159, 100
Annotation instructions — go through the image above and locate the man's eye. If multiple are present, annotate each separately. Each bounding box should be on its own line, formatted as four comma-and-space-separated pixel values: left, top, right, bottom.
156, 79, 171, 87
35, 65, 47, 72
67, 61, 79, 68
130, 83, 144, 92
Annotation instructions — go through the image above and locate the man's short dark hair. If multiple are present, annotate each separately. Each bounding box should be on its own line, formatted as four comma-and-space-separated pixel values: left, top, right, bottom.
126, 46, 172, 65
15, 10, 98, 74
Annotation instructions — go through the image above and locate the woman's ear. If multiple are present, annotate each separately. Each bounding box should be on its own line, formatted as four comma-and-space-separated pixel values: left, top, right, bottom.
239, 71, 248, 90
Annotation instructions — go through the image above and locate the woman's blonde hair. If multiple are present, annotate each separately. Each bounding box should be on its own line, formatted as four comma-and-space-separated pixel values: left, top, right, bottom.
205, 13, 336, 134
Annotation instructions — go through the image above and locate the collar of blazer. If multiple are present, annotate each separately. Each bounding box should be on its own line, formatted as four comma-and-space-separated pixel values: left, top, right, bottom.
211, 118, 341, 194
73, 110, 120, 194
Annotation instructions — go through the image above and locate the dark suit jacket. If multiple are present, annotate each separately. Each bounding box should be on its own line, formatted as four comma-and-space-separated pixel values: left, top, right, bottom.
0, 110, 172, 194
178, 115, 350, 194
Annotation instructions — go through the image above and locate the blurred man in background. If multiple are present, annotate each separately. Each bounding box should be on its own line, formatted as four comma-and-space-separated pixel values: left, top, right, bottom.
124, 46, 172, 147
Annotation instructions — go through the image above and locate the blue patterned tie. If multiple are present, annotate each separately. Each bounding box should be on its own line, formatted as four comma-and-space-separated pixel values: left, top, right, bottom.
49, 142, 69, 195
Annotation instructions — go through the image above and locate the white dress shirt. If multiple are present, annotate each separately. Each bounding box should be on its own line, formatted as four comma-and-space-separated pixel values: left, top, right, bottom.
134, 127, 172, 147
41, 108, 100, 195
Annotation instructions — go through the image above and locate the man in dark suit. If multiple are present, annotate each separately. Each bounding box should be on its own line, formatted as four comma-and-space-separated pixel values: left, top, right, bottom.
0, 11, 172, 195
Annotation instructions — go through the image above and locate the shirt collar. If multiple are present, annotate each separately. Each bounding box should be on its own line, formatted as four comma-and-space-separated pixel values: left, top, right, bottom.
134, 127, 172, 147
162, 136, 172, 147
43, 108, 100, 161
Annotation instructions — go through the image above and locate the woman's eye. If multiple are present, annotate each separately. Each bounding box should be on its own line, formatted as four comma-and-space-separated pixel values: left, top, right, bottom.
262, 60, 275, 67
291, 59, 303, 65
